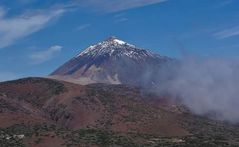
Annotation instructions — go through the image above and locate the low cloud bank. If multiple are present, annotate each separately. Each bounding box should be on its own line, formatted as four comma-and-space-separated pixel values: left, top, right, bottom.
146, 56, 239, 123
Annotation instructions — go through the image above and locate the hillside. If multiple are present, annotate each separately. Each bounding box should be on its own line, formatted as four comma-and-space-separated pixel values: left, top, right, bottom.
0, 78, 239, 146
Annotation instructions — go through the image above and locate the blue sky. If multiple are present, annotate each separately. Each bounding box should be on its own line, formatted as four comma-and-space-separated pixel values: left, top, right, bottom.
0, 0, 239, 81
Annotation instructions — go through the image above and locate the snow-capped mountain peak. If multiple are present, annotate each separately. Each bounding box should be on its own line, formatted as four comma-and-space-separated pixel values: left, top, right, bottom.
51, 37, 171, 85
76, 36, 157, 60
104, 36, 133, 46
112, 38, 126, 45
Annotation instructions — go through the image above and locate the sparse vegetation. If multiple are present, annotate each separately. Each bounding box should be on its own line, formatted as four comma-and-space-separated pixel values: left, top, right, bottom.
57, 129, 137, 147
0, 99, 18, 112
0, 115, 239, 147
1, 79, 239, 146
0, 78, 67, 108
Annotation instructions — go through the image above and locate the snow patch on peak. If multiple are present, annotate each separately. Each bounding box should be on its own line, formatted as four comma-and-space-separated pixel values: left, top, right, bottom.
75, 37, 160, 60
112, 39, 126, 45
105, 37, 135, 47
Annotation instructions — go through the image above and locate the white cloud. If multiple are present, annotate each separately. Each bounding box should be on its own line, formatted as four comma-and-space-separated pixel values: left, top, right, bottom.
17, 0, 37, 5
214, 0, 233, 8
113, 13, 128, 23
74, 0, 168, 13
0, 7, 6, 18
213, 26, 239, 39
76, 24, 91, 31
0, 0, 167, 49
0, 7, 65, 49
29, 45, 62, 64
114, 18, 128, 23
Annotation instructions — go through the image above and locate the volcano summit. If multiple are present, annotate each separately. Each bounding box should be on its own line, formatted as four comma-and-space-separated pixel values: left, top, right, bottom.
50, 37, 170, 85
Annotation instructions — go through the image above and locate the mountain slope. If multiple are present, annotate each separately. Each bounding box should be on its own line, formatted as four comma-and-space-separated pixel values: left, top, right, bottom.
50, 37, 170, 85
1, 78, 239, 147
0, 77, 187, 136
